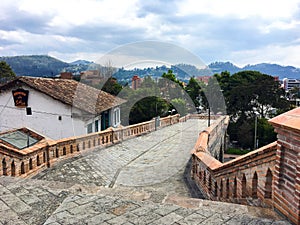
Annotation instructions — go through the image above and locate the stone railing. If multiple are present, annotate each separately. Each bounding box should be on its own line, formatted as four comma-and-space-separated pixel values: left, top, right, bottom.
0, 114, 181, 178
192, 142, 277, 205
191, 110, 300, 224
191, 116, 277, 208
179, 114, 220, 122
193, 116, 229, 161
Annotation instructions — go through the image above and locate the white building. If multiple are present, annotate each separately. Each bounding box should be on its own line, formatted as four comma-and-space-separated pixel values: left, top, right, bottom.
283, 78, 300, 91
0, 76, 125, 140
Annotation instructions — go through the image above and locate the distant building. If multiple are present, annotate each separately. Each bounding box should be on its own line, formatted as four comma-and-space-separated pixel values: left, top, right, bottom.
283, 78, 300, 90
196, 76, 211, 84
273, 76, 279, 82
80, 70, 103, 86
132, 75, 142, 90
59, 72, 73, 79
0, 77, 126, 140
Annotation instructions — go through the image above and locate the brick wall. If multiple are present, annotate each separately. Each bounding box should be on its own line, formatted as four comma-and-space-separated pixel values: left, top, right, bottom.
269, 108, 300, 225
192, 108, 300, 225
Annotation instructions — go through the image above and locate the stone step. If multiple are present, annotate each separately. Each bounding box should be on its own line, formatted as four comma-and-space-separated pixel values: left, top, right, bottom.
0, 176, 291, 225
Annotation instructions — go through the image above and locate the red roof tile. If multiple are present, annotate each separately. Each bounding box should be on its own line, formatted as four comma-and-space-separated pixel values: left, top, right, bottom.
1, 76, 126, 115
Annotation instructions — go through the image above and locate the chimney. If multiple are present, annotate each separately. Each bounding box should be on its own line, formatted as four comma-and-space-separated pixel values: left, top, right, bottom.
60, 72, 73, 79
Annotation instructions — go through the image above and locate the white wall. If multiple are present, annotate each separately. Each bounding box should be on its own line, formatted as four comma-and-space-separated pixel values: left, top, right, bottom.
0, 85, 91, 140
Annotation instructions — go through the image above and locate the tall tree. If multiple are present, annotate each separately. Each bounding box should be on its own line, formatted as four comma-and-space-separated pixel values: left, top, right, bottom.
100, 77, 122, 96
185, 77, 203, 107
119, 76, 170, 125
216, 70, 289, 119
0, 61, 16, 84
216, 70, 290, 149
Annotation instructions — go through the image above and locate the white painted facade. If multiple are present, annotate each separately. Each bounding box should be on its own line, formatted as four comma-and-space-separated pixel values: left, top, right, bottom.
0, 84, 121, 140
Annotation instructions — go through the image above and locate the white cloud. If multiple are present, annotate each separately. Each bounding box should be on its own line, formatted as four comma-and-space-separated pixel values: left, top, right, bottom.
48, 51, 104, 63
18, 0, 143, 30
229, 44, 300, 67
1, 0, 300, 67
0, 30, 27, 43
261, 20, 300, 33
0, 29, 87, 57
0, 29, 85, 45
177, 0, 300, 19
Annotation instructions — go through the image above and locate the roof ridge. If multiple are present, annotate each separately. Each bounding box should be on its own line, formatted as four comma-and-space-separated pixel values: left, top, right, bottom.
1, 76, 126, 115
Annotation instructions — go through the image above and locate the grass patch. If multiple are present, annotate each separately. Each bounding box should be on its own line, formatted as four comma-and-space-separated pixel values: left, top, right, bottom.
226, 148, 252, 155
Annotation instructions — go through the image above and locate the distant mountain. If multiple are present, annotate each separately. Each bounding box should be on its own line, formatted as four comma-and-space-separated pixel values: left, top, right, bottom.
1, 55, 300, 80
208, 62, 240, 74
208, 62, 300, 79
0, 55, 69, 77
243, 63, 300, 79
0, 55, 92, 77
70, 60, 93, 65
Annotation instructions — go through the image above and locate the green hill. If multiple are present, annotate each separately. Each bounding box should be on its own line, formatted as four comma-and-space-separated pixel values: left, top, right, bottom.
0, 55, 71, 77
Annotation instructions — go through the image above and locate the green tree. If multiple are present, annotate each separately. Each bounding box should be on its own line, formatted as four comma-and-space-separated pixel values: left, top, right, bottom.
119, 76, 170, 125
257, 118, 277, 147
216, 70, 290, 149
0, 61, 16, 84
185, 77, 204, 107
160, 70, 183, 97
170, 98, 187, 115
216, 70, 289, 119
100, 77, 122, 96
129, 96, 169, 124
203, 76, 226, 114
161, 69, 183, 86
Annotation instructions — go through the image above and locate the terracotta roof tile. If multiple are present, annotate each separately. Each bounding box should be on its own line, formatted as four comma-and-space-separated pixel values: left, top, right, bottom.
1, 76, 126, 115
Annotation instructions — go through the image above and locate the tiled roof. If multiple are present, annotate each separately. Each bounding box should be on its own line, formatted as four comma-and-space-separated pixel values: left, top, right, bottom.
269, 107, 300, 131
0, 76, 126, 114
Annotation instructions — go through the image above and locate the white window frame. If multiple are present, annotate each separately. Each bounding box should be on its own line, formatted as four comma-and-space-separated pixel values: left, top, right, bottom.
113, 108, 120, 127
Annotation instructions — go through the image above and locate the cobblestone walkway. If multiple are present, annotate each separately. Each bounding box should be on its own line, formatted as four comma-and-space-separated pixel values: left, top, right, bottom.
34, 120, 208, 193
0, 121, 292, 224
0, 176, 291, 225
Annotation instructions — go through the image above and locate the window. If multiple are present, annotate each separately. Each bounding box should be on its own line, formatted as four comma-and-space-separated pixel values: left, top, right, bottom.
113, 108, 120, 126
87, 123, 93, 134
95, 120, 99, 132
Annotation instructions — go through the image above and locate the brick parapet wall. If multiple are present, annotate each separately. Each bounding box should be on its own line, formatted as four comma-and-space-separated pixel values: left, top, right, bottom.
192, 107, 300, 225
192, 116, 229, 160
191, 117, 277, 209
269, 110, 300, 225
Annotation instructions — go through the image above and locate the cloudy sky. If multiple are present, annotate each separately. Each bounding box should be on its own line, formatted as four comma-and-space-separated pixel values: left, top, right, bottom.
1, 0, 300, 68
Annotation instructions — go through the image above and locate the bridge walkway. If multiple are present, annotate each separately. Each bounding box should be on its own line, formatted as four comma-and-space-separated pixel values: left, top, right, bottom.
0, 120, 291, 224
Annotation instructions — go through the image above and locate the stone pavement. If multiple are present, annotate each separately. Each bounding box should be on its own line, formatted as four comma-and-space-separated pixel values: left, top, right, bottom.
0, 120, 293, 224
0, 176, 292, 225
34, 120, 208, 193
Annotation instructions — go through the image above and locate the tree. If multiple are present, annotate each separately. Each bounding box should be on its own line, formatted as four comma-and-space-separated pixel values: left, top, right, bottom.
162, 69, 181, 85
119, 76, 170, 125
100, 77, 122, 96
216, 70, 290, 149
170, 98, 187, 115
129, 96, 169, 124
205, 76, 226, 114
216, 70, 289, 119
160, 69, 183, 93
185, 77, 204, 107
0, 61, 16, 84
